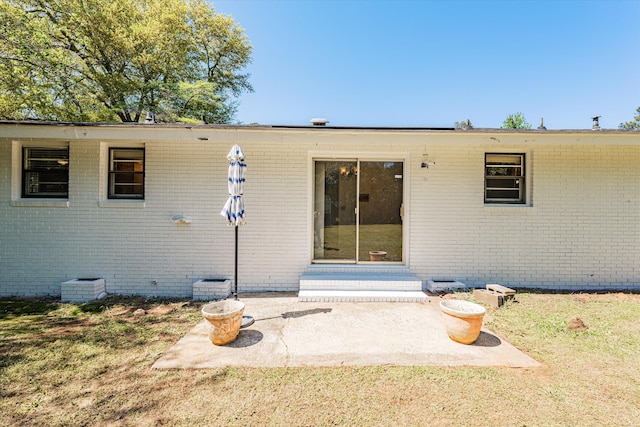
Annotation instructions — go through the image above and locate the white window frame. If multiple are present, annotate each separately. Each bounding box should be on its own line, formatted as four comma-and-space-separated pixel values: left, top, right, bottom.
484, 153, 526, 204
22, 146, 70, 198
107, 147, 145, 200
98, 142, 146, 208
10, 140, 70, 208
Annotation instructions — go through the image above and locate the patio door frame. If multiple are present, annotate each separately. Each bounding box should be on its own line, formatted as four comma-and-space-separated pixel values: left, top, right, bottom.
309, 151, 410, 265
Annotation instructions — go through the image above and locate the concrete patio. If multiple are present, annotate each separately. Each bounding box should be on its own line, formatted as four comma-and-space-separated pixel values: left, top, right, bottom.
152, 292, 540, 369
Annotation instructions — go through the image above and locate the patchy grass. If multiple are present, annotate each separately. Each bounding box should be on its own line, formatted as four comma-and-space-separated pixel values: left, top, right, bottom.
1, 292, 639, 426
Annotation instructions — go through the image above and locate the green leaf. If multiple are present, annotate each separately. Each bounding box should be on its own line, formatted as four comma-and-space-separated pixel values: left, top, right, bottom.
0, 0, 252, 123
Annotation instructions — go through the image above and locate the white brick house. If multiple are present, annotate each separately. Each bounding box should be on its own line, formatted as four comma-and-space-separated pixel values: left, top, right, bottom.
1, 121, 639, 299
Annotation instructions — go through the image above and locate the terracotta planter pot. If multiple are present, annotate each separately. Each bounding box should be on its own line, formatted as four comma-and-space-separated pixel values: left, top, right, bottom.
369, 251, 387, 261
439, 299, 486, 344
201, 300, 245, 345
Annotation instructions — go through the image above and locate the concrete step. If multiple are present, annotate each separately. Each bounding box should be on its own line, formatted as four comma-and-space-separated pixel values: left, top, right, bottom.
298, 290, 429, 303
300, 272, 423, 292
303, 265, 413, 274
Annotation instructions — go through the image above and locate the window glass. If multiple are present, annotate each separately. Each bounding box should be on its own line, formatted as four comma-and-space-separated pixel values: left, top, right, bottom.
485, 153, 525, 204
486, 154, 522, 166
108, 148, 144, 199
22, 147, 69, 198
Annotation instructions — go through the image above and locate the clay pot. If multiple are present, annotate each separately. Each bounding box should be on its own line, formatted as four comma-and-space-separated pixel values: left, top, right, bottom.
201, 300, 245, 345
369, 251, 387, 261
439, 299, 485, 344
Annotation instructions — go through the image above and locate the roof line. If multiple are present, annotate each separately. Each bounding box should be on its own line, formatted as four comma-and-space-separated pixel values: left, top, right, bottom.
0, 120, 636, 133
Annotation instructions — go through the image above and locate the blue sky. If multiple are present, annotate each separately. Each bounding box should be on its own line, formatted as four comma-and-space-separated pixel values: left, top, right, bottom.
213, 0, 640, 129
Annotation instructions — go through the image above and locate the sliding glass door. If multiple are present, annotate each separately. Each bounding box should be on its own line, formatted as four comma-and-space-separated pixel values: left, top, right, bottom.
313, 159, 403, 263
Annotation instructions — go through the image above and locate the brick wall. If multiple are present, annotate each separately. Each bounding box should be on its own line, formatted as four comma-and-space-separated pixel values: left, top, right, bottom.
408, 135, 640, 290
1, 124, 638, 297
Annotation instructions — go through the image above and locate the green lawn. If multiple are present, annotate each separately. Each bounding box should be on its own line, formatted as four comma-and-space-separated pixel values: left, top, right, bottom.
1, 291, 639, 426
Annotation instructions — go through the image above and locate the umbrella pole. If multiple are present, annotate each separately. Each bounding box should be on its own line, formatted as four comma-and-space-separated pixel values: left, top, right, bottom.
234, 223, 254, 328
234, 225, 238, 301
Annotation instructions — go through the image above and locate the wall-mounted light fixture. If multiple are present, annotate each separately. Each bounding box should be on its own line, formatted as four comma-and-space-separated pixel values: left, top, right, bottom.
171, 214, 191, 224
421, 153, 435, 168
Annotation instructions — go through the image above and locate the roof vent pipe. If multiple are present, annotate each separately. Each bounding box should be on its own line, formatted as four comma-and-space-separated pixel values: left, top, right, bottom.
537, 117, 546, 130
592, 115, 601, 131
310, 118, 329, 126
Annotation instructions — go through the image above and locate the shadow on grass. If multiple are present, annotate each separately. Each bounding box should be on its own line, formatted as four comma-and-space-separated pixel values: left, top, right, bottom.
77, 295, 195, 314
0, 296, 199, 372
1, 295, 197, 318
0, 298, 60, 318
0, 315, 93, 370
0, 297, 242, 425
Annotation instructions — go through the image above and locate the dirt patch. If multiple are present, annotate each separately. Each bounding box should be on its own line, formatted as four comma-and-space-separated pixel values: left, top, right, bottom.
109, 307, 132, 316
132, 308, 146, 316
567, 317, 588, 331
573, 292, 639, 302
146, 305, 176, 315
31, 320, 97, 340
109, 302, 186, 317
573, 294, 592, 303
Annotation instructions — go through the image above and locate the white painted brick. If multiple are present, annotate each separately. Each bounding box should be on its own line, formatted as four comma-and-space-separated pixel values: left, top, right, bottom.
61, 279, 105, 302
192, 279, 232, 301
1, 127, 640, 297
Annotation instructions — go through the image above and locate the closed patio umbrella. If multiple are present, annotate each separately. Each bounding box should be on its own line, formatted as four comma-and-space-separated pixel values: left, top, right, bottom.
220, 144, 253, 327
221, 144, 246, 229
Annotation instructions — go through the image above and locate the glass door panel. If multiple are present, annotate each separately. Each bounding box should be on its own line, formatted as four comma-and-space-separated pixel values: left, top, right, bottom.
313, 159, 403, 263
313, 161, 357, 261
358, 161, 403, 262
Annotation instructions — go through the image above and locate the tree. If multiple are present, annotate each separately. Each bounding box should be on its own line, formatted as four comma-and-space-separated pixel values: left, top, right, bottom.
618, 107, 640, 130
0, 0, 253, 123
501, 112, 532, 129
454, 119, 473, 130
